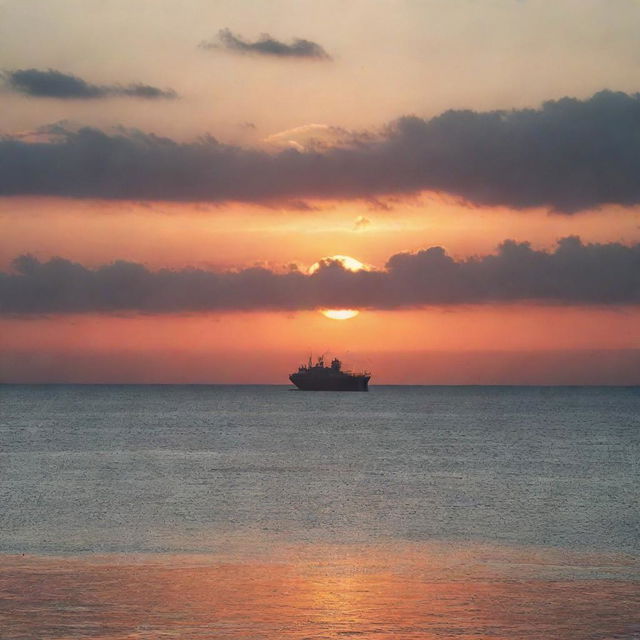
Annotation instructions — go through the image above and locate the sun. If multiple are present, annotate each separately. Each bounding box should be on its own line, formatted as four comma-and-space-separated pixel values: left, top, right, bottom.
309, 255, 366, 320
308, 254, 366, 275
322, 309, 360, 320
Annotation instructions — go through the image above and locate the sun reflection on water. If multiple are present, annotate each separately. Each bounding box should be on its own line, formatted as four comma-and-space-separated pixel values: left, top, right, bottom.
1, 543, 638, 639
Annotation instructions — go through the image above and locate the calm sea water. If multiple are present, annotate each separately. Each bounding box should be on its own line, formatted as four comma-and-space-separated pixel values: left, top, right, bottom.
1, 385, 639, 639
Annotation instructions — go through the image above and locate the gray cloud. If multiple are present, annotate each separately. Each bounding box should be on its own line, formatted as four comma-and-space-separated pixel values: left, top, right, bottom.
1, 90, 640, 211
201, 28, 330, 60
117, 83, 177, 99
4, 68, 177, 100
2, 237, 638, 314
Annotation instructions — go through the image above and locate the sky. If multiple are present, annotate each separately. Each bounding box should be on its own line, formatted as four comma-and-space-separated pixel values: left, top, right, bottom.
1, 0, 639, 384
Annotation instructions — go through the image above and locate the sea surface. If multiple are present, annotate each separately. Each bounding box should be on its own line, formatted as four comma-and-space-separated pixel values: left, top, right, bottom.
1, 384, 639, 639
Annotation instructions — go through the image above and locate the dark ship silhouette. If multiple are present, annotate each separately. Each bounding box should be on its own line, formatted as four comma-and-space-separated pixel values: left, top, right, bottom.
289, 355, 370, 391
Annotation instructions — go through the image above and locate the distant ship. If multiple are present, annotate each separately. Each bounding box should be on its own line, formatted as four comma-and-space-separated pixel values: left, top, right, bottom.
289, 355, 371, 391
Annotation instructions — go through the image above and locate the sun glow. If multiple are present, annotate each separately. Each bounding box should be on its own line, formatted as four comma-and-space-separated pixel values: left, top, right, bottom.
308, 254, 366, 274
309, 255, 366, 320
321, 309, 360, 320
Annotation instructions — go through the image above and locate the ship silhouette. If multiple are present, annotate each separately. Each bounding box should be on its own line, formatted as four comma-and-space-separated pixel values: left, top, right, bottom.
289, 355, 370, 391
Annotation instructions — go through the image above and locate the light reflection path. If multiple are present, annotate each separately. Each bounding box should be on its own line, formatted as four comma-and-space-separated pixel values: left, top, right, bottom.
1, 541, 638, 639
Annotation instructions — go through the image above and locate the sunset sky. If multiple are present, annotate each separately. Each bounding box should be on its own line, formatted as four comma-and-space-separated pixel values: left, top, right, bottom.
1, 0, 639, 384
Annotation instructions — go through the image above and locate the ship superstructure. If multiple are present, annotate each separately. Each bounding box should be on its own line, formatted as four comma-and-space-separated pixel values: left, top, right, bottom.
289, 355, 370, 391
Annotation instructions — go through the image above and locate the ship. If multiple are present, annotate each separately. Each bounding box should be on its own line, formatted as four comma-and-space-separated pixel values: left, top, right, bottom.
289, 355, 371, 391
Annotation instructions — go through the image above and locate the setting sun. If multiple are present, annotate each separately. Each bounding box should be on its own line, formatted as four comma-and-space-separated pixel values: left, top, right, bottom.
310, 255, 367, 320
321, 309, 360, 320
308, 254, 367, 274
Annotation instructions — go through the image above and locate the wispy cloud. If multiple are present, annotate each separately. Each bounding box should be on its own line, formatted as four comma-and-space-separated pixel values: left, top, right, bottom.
2, 238, 638, 314
200, 28, 330, 60
353, 216, 371, 230
3, 68, 177, 100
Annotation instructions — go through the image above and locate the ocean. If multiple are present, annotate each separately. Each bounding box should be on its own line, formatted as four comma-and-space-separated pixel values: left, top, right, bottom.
1, 384, 639, 639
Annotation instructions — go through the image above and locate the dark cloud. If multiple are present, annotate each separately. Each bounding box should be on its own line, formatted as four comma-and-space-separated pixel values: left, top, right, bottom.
200, 28, 331, 60
2, 237, 638, 314
5, 68, 104, 98
117, 83, 177, 99
1, 90, 640, 211
4, 68, 177, 100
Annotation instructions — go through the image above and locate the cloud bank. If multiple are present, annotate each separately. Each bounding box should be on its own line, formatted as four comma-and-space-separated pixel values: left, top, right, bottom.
2, 237, 638, 314
1, 90, 640, 211
201, 28, 330, 59
4, 68, 177, 100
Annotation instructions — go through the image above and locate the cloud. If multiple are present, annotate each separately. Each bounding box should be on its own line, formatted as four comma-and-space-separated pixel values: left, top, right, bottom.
3, 68, 177, 100
2, 237, 638, 314
200, 28, 330, 60
116, 83, 177, 99
265, 124, 356, 151
353, 215, 371, 230
2, 90, 640, 211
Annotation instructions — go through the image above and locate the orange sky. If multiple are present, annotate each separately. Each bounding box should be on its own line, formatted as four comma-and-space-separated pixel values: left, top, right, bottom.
2, 195, 640, 383
2, 307, 639, 384
2, 197, 640, 271
2, 1, 640, 383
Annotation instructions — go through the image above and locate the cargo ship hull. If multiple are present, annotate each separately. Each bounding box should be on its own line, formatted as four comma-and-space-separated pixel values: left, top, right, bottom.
289, 373, 370, 391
